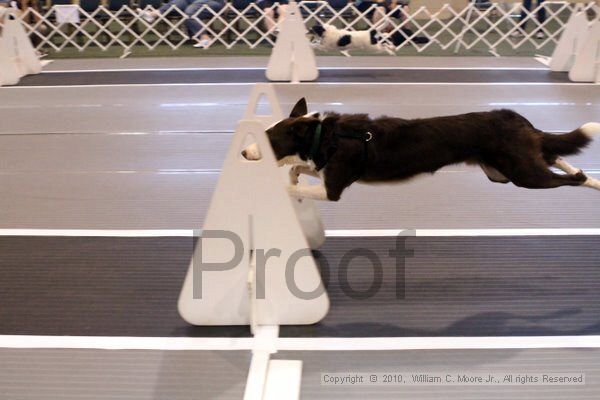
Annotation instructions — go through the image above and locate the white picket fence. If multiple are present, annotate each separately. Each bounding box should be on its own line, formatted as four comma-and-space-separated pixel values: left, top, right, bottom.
6, 1, 599, 55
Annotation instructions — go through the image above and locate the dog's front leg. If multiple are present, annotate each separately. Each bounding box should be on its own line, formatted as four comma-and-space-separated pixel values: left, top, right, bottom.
287, 184, 329, 201
289, 164, 320, 184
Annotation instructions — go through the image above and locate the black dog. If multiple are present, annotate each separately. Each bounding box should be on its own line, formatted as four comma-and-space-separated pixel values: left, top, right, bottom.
242, 98, 600, 201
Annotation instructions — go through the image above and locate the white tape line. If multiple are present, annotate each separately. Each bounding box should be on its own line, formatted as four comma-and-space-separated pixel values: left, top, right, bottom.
3, 82, 596, 89
43, 67, 550, 73
1, 229, 599, 237
325, 229, 600, 237
1, 335, 599, 351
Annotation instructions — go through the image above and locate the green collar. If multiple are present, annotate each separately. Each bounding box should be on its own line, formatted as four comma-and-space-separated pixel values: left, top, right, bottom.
308, 123, 322, 161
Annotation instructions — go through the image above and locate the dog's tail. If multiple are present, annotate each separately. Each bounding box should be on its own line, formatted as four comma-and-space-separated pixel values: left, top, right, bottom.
542, 122, 600, 156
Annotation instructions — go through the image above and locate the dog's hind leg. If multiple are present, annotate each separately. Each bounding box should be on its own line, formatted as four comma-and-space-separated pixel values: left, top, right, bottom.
509, 165, 587, 189
480, 164, 509, 184
553, 157, 583, 175
551, 157, 600, 190
582, 176, 600, 191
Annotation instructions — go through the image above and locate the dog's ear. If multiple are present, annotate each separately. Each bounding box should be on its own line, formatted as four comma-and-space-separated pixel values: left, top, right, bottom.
311, 24, 325, 37
290, 98, 308, 118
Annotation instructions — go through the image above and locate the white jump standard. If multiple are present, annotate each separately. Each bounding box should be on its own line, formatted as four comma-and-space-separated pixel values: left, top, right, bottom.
178, 84, 329, 400
265, 1, 318, 82
0, 8, 42, 87
537, 7, 600, 83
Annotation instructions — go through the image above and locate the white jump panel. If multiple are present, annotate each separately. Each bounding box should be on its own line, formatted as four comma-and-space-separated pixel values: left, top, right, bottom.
178, 84, 329, 326
569, 19, 600, 83
548, 11, 590, 72
177, 118, 329, 325
243, 83, 326, 250
0, 8, 41, 86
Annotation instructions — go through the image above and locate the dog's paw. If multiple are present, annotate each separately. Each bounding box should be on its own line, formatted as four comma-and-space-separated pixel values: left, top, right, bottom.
289, 166, 301, 185
287, 184, 301, 198
574, 171, 588, 182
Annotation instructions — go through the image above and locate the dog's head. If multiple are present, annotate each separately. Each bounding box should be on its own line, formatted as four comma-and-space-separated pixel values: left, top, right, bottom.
242, 98, 320, 165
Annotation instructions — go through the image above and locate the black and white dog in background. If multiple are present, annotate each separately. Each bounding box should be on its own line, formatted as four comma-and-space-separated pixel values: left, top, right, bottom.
310, 23, 429, 56
242, 98, 600, 201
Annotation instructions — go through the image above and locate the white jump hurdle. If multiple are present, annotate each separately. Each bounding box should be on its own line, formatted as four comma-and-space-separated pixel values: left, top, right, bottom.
538, 9, 590, 72
178, 84, 329, 400
266, 1, 319, 83
569, 19, 600, 83
537, 9, 600, 83
0, 8, 42, 87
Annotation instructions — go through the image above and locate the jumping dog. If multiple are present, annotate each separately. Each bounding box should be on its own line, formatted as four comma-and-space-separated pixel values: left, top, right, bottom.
242, 98, 600, 201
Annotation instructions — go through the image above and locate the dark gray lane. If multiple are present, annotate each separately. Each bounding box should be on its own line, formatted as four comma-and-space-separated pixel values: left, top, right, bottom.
277, 349, 600, 400
17, 69, 572, 86
1, 235, 599, 338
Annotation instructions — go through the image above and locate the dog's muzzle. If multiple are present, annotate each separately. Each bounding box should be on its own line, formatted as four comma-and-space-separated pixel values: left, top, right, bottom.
241, 143, 262, 160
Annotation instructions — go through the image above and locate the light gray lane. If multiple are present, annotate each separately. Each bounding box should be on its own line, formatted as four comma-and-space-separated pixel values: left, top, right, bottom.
1, 84, 598, 134
0, 132, 233, 172
276, 349, 600, 400
0, 349, 249, 400
2, 347, 598, 400
2, 131, 600, 173
1, 83, 599, 229
1, 169, 599, 229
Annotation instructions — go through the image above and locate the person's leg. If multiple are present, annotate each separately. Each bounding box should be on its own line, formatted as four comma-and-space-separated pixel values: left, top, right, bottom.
159, 0, 191, 15
185, 0, 207, 41
356, 1, 375, 20
138, 0, 189, 21
536, 0, 546, 25
519, 0, 532, 29
185, 0, 224, 45
372, 5, 389, 28
263, 6, 277, 31
262, 1, 287, 32
277, 3, 288, 26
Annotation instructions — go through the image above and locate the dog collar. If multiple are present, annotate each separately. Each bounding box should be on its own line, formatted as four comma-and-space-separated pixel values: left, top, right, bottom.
308, 123, 322, 161
308, 120, 373, 173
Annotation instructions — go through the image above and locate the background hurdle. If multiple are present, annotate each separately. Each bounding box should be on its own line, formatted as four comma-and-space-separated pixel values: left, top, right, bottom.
538, 7, 600, 83
569, 18, 600, 83
0, 8, 41, 87
265, 1, 318, 83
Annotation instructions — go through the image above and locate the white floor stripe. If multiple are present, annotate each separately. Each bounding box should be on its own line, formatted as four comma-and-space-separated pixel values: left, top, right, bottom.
43, 66, 549, 73
1, 335, 599, 351
0, 229, 194, 237
325, 229, 600, 237
1, 228, 599, 237
2, 82, 595, 89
